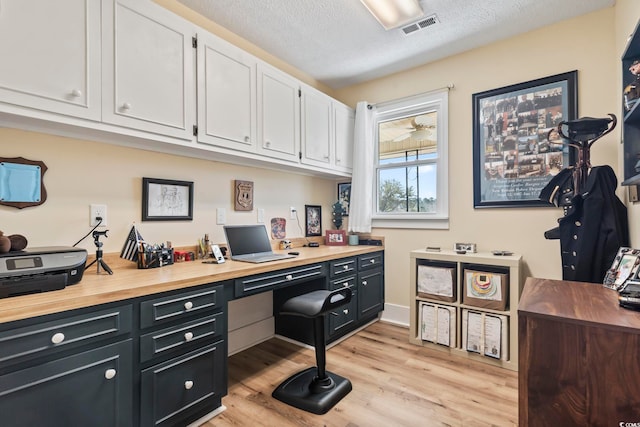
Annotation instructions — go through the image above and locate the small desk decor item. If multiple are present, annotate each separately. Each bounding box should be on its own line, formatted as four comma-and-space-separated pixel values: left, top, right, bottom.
325, 229, 346, 246
305, 205, 322, 236
603, 247, 640, 291
454, 243, 477, 253
472, 71, 577, 208
142, 177, 193, 221
0, 157, 47, 209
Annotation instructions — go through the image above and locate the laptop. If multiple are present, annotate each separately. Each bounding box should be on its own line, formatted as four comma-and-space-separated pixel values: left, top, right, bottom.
223, 225, 296, 263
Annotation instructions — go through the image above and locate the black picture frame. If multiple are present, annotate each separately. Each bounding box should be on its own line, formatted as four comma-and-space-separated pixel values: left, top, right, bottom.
337, 182, 351, 216
305, 205, 322, 236
472, 70, 578, 208
142, 177, 193, 221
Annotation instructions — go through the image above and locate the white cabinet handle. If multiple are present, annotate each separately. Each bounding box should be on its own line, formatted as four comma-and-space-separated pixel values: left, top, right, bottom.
244, 136, 250, 143
121, 102, 132, 111
51, 332, 65, 344
370, 259, 375, 264
343, 265, 349, 270
362, 280, 368, 286
324, 155, 330, 160
105, 369, 117, 380
184, 301, 193, 310
184, 332, 194, 342
285, 274, 293, 281
343, 282, 350, 287
336, 158, 341, 164
184, 380, 194, 390
70, 89, 82, 97
265, 141, 271, 147
343, 309, 349, 315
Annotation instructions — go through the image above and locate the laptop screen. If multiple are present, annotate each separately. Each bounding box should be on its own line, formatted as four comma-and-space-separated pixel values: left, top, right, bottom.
224, 225, 274, 256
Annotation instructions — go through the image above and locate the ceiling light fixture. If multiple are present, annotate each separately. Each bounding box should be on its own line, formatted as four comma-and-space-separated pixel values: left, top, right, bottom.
360, 0, 424, 30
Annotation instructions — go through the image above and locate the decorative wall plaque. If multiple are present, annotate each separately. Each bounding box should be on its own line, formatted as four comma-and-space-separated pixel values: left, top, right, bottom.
0, 157, 47, 209
234, 180, 254, 211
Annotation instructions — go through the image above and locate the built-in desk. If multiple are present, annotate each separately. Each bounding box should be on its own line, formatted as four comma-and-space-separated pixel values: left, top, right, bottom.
0, 245, 384, 427
519, 277, 640, 426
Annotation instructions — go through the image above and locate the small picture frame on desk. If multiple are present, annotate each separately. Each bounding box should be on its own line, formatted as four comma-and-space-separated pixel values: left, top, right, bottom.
325, 230, 346, 246
603, 247, 640, 291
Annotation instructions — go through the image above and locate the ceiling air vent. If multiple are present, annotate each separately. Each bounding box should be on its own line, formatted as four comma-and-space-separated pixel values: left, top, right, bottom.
401, 13, 439, 36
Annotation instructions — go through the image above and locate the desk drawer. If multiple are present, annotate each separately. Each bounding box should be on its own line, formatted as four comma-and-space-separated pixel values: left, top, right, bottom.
140, 340, 225, 427
140, 312, 224, 363
330, 257, 356, 278
359, 252, 384, 271
234, 263, 325, 297
140, 285, 223, 330
0, 305, 132, 365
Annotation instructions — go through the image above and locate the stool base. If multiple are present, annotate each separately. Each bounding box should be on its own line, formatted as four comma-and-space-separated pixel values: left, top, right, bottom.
272, 367, 352, 414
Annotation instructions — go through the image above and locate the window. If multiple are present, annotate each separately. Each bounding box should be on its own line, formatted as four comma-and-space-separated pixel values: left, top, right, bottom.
373, 90, 449, 229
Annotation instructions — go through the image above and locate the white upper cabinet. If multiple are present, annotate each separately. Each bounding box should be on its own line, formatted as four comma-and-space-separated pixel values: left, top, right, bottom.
333, 101, 355, 173
0, 0, 101, 121
300, 85, 332, 168
196, 31, 256, 152
102, 0, 195, 140
257, 63, 300, 163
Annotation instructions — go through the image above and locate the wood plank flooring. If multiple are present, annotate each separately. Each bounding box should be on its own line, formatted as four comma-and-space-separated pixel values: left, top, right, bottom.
204, 322, 518, 427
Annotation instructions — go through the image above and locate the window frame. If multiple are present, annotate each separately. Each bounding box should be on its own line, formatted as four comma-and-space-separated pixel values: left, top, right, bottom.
372, 90, 449, 229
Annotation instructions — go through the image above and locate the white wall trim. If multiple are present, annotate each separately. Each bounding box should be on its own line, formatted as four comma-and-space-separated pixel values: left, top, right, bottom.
380, 303, 409, 327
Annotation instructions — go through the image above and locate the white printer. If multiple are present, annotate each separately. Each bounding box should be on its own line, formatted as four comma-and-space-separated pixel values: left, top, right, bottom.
0, 247, 87, 299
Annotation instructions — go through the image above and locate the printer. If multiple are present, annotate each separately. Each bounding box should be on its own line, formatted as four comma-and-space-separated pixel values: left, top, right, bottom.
0, 247, 87, 299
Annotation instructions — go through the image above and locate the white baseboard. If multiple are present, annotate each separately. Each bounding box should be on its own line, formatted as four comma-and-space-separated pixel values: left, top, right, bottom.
380, 303, 409, 328
186, 405, 226, 427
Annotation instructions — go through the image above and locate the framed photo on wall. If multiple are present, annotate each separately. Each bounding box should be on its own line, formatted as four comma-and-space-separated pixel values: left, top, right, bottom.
305, 205, 322, 236
337, 182, 351, 216
142, 177, 193, 221
472, 71, 578, 208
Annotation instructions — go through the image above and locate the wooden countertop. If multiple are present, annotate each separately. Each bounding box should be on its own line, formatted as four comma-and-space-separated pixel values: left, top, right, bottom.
518, 277, 640, 333
0, 245, 383, 324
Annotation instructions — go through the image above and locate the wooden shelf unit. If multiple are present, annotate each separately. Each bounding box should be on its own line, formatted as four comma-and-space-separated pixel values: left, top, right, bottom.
409, 249, 522, 371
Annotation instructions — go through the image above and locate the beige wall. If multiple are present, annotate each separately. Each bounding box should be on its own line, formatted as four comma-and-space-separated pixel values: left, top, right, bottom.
335, 8, 621, 307
0, 128, 335, 255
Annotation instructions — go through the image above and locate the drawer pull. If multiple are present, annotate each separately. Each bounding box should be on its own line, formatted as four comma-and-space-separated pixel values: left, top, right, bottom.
362, 280, 368, 286
343, 282, 350, 287
51, 332, 65, 344
285, 274, 293, 281
70, 89, 83, 97
184, 301, 193, 310
370, 259, 375, 264
184, 380, 194, 390
105, 369, 117, 380
121, 102, 132, 111
343, 265, 349, 271
184, 332, 194, 342
343, 309, 349, 315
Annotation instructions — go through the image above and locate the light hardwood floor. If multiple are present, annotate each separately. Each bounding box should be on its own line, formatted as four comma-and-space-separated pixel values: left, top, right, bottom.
205, 322, 518, 427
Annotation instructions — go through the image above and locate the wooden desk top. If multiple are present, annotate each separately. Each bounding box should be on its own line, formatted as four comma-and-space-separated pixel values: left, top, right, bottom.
0, 245, 383, 324
518, 277, 640, 333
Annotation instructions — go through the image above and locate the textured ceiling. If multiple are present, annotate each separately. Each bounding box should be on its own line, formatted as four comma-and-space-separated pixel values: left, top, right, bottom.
177, 0, 615, 89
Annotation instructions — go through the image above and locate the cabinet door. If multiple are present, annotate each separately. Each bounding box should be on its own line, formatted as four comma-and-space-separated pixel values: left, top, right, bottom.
0, 0, 101, 121
257, 63, 300, 162
197, 32, 256, 152
102, 0, 195, 140
334, 102, 355, 173
0, 340, 133, 427
358, 269, 384, 319
300, 85, 332, 168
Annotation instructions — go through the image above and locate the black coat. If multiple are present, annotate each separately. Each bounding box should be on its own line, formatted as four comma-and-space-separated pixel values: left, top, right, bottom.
557, 165, 629, 283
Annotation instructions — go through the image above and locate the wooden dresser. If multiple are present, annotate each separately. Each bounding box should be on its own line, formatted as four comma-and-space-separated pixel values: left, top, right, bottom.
518, 277, 640, 426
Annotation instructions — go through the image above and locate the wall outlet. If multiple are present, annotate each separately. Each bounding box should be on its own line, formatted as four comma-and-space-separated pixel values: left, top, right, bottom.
90, 204, 107, 226
216, 207, 226, 225
290, 206, 297, 219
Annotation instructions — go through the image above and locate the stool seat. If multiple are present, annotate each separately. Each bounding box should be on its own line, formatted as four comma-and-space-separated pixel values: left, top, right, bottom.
273, 287, 352, 414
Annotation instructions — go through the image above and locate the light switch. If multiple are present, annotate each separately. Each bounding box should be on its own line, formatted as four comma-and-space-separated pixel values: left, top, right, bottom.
216, 207, 226, 224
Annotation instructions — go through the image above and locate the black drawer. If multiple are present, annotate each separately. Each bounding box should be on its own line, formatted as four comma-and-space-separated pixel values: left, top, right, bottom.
358, 252, 384, 271
0, 305, 132, 365
234, 263, 325, 297
329, 275, 356, 291
140, 285, 222, 329
329, 295, 357, 336
140, 340, 225, 427
139, 312, 224, 363
329, 257, 356, 278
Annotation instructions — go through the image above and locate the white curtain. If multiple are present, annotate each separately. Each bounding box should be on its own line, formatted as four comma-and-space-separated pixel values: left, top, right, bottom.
348, 101, 374, 233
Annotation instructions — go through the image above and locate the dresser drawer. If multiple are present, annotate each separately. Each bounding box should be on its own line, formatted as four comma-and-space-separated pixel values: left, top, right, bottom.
0, 305, 132, 365
140, 285, 223, 330
358, 252, 384, 271
329, 257, 356, 278
329, 275, 356, 291
140, 340, 226, 427
234, 263, 326, 297
140, 312, 224, 363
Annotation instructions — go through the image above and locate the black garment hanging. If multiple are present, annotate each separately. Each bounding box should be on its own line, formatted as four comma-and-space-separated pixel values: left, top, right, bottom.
539, 115, 628, 283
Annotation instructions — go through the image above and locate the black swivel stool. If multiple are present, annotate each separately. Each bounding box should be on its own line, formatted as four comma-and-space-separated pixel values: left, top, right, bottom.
272, 287, 353, 414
